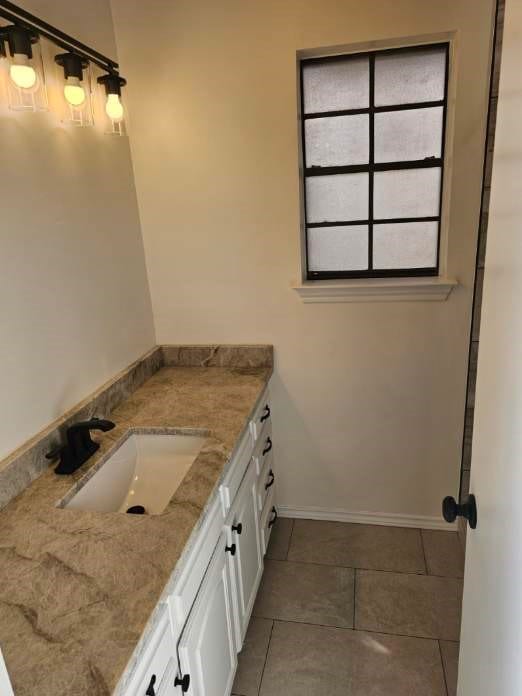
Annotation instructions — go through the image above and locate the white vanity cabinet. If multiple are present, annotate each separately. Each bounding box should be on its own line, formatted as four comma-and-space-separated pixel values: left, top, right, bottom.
123, 385, 274, 696
226, 458, 263, 648
177, 532, 238, 696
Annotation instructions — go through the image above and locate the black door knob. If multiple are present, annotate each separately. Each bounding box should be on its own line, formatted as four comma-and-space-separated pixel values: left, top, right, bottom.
175, 673, 190, 692
232, 522, 243, 535
225, 543, 236, 555
442, 494, 477, 529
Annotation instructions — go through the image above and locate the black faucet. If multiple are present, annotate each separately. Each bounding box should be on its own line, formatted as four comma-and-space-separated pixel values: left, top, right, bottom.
46, 417, 115, 475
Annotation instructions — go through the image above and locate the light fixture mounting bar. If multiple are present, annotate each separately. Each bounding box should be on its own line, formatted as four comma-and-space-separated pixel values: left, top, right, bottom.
0, 0, 119, 73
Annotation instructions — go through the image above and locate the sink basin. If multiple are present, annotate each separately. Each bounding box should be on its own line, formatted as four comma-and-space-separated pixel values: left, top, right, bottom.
64, 433, 207, 515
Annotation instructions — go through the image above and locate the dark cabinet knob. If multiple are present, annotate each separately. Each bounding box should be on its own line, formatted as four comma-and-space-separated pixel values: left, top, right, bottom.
145, 675, 156, 696
268, 506, 278, 528
232, 522, 243, 535
262, 437, 273, 456
225, 543, 237, 556
260, 405, 271, 423
175, 673, 190, 693
442, 494, 477, 529
265, 470, 275, 490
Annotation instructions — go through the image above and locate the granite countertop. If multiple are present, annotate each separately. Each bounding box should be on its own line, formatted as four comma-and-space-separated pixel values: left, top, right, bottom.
0, 364, 271, 695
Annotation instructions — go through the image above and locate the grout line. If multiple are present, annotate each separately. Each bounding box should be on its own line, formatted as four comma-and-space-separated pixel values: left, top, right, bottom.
259, 617, 452, 643
285, 518, 295, 560
262, 556, 462, 580
257, 620, 275, 696
438, 639, 450, 696
420, 529, 430, 575
353, 568, 357, 629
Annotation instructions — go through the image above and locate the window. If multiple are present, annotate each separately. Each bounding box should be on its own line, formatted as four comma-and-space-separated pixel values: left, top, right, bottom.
300, 43, 449, 280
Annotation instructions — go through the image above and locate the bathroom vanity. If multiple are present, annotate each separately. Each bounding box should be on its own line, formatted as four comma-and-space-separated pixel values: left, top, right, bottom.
0, 349, 275, 696
120, 387, 275, 696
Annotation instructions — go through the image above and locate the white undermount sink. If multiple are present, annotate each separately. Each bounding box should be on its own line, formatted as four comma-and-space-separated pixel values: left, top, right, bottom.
64, 433, 207, 515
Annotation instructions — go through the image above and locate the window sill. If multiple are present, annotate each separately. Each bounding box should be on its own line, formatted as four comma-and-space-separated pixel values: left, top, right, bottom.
292, 276, 458, 303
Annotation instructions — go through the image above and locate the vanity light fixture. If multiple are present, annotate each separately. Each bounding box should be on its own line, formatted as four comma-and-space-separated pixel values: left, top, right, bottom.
55, 51, 94, 126
0, 0, 128, 133
97, 72, 127, 135
0, 23, 47, 110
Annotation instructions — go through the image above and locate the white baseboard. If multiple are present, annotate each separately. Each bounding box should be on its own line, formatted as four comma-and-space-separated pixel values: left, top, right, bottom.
277, 505, 456, 531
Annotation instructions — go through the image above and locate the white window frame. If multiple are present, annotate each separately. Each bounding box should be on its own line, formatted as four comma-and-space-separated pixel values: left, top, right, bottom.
293, 34, 458, 303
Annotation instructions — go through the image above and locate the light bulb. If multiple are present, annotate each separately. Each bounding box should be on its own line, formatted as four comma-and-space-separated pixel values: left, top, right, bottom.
105, 93, 124, 122
9, 53, 37, 90
64, 76, 86, 107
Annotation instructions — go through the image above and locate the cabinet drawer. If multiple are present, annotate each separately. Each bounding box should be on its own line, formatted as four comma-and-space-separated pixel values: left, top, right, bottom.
249, 388, 271, 444
257, 450, 275, 512
219, 428, 253, 515
129, 607, 176, 696
260, 487, 277, 556
169, 497, 223, 628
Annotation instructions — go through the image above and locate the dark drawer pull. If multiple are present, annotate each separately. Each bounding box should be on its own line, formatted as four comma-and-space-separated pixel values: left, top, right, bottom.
265, 469, 275, 490
260, 405, 271, 423
232, 522, 243, 535
262, 437, 273, 456
225, 543, 237, 556
175, 673, 191, 693
268, 506, 277, 528
145, 675, 156, 696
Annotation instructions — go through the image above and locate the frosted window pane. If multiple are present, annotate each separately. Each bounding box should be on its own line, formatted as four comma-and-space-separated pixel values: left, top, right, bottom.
373, 222, 438, 269
308, 225, 369, 271
303, 57, 369, 113
306, 173, 368, 223
373, 168, 441, 219
375, 47, 446, 106
305, 114, 369, 167
374, 107, 443, 163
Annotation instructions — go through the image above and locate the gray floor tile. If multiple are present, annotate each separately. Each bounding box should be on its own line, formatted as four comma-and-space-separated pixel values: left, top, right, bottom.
355, 570, 463, 640
232, 617, 273, 696
422, 531, 465, 578
288, 519, 426, 574
440, 641, 460, 696
266, 518, 294, 561
259, 620, 446, 696
253, 559, 355, 628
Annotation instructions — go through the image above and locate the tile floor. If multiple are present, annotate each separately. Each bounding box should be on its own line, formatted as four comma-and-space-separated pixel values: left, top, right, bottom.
232, 519, 464, 696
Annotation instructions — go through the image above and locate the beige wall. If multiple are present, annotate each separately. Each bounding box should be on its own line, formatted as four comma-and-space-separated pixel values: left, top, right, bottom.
111, 0, 494, 521
0, 0, 155, 460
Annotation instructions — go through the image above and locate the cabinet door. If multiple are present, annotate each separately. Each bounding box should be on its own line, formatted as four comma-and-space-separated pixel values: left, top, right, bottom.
227, 459, 263, 648
177, 532, 237, 696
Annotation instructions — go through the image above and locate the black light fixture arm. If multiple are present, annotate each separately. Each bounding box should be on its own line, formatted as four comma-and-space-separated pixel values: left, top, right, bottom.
0, 0, 119, 74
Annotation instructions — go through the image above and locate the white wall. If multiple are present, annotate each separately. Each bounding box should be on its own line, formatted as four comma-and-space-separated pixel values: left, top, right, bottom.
0, 0, 155, 460
111, 0, 495, 521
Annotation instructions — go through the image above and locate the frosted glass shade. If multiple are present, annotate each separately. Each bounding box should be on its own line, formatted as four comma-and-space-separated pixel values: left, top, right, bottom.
373, 221, 438, 269
306, 173, 369, 223
373, 168, 441, 219
375, 46, 446, 106
308, 225, 369, 271
374, 107, 443, 163
305, 114, 369, 167
302, 57, 369, 113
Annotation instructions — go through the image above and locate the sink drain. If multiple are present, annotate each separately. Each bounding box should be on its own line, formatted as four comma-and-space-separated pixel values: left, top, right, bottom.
126, 505, 146, 515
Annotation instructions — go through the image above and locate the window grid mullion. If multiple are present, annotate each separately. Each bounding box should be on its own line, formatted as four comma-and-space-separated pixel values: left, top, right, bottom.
303, 98, 445, 120
368, 54, 375, 271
